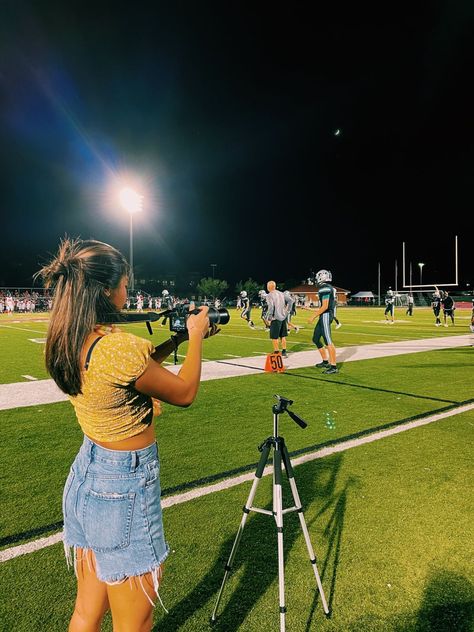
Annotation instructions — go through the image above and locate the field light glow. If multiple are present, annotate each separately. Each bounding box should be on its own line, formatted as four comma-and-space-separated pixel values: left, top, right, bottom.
119, 187, 143, 214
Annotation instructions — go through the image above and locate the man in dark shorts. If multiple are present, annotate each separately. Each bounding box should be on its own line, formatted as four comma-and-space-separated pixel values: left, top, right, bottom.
265, 280, 289, 357
442, 290, 455, 327
306, 269, 338, 374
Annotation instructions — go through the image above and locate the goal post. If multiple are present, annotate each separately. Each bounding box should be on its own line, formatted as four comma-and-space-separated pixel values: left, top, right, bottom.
402, 236, 458, 289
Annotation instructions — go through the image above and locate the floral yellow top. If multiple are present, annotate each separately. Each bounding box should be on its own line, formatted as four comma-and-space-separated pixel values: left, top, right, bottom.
69, 331, 156, 442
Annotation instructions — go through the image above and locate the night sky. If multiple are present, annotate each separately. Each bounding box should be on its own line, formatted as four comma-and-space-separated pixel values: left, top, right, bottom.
1, 2, 472, 293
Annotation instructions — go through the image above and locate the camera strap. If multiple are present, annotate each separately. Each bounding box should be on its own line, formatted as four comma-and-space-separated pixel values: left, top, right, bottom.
170, 335, 179, 365
84, 336, 103, 370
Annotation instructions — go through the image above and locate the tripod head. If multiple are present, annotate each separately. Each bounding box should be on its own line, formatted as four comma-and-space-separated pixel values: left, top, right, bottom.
272, 395, 307, 429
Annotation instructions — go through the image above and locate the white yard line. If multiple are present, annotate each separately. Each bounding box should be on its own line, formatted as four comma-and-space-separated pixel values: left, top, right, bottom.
0, 325, 47, 334
1, 400, 472, 563
0, 334, 472, 411
21, 375, 38, 381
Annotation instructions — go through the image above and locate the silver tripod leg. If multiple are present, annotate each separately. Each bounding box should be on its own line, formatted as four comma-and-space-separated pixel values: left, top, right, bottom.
273, 443, 287, 632
282, 442, 329, 614
211, 442, 272, 623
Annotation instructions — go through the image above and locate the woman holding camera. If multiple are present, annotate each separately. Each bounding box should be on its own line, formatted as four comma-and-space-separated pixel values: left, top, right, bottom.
38, 237, 216, 632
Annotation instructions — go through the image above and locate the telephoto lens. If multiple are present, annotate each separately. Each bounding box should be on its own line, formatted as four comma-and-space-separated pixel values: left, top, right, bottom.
207, 307, 230, 326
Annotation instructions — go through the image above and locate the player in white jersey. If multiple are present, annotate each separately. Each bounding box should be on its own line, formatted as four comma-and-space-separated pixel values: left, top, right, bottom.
283, 291, 300, 334
332, 287, 342, 328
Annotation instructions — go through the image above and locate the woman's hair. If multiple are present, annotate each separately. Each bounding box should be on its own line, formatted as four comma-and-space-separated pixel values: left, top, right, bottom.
35, 237, 129, 396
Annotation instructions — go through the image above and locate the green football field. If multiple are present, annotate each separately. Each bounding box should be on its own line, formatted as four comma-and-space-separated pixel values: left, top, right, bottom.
0, 307, 473, 631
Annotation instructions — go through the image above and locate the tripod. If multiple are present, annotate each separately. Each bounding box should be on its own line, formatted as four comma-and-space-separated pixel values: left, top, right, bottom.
211, 395, 329, 631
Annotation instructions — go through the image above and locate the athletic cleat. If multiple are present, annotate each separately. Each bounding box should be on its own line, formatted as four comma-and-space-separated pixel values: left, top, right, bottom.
282, 350, 288, 357
315, 361, 329, 368
295, 326, 300, 333
323, 366, 339, 374
444, 324, 448, 327
335, 323, 342, 329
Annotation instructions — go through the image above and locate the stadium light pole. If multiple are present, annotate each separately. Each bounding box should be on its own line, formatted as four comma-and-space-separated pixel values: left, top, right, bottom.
119, 187, 143, 293
418, 262, 425, 286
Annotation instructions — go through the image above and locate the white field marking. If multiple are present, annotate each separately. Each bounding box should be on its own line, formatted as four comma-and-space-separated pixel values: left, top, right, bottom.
219, 333, 274, 343
28, 338, 46, 344
1, 334, 473, 410
220, 332, 314, 347
22, 375, 38, 381
223, 354, 241, 357
0, 324, 48, 334
2, 401, 473, 564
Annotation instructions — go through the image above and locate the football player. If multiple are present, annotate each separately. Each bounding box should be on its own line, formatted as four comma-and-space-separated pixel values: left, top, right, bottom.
442, 290, 455, 327
305, 269, 338, 374
384, 289, 395, 324
239, 291, 255, 328
258, 289, 269, 330
161, 289, 173, 327
332, 286, 342, 329
284, 290, 300, 333
431, 288, 442, 326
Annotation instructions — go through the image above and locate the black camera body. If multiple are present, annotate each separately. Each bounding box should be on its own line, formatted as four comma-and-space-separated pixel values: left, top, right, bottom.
169, 304, 230, 333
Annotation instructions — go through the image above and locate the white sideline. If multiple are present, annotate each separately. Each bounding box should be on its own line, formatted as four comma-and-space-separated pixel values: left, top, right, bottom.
0, 334, 472, 411
1, 401, 473, 563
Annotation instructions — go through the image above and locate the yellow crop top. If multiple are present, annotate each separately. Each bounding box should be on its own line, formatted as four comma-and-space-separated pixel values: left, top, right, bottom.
69, 331, 155, 442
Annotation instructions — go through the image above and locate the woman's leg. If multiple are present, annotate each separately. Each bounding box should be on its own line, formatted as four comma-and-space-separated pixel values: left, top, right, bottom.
107, 567, 163, 632
69, 548, 110, 632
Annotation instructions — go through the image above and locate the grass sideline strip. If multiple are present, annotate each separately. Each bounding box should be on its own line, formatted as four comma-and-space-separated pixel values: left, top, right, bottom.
2, 399, 472, 564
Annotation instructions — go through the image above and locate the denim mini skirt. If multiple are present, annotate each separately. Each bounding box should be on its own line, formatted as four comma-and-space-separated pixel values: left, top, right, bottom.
63, 435, 169, 585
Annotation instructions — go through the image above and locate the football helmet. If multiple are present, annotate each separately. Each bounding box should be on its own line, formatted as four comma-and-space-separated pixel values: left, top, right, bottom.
162, 289, 169, 296
240, 291, 247, 298
258, 290, 266, 297
315, 269, 332, 284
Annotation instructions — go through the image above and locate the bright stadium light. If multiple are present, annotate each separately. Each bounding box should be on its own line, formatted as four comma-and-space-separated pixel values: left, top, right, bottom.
418, 262, 425, 285
119, 187, 143, 293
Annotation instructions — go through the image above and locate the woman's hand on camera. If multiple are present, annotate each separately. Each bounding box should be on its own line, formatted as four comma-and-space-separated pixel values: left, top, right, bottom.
186, 305, 210, 339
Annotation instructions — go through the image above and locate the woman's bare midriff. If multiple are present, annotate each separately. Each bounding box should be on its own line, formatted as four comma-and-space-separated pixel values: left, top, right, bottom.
87, 422, 156, 451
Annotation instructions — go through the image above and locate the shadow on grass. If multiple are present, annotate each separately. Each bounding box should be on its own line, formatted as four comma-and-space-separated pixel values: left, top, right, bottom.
155, 454, 349, 631
411, 570, 474, 632
345, 570, 474, 631
303, 474, 357, 631
335, 345, 358, 370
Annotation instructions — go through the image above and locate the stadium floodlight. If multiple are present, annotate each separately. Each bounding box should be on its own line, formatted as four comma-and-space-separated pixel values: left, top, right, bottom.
418, 262, 425, 286
119, 187, 143, 293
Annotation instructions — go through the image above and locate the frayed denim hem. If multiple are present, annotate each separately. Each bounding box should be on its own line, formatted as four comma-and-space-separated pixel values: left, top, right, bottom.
63, 542, 170, 613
